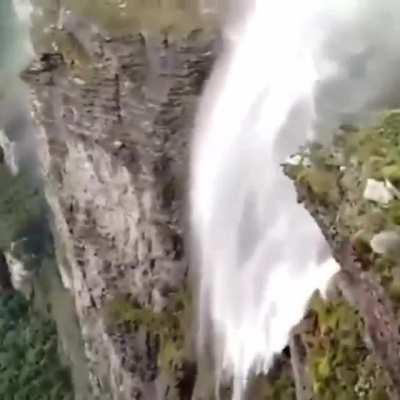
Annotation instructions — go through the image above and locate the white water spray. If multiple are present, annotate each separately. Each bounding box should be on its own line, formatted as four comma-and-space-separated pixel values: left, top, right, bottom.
191, 1, 400, 398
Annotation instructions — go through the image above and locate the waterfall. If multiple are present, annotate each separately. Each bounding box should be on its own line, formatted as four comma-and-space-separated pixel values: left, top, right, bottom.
190, 1, 400, 398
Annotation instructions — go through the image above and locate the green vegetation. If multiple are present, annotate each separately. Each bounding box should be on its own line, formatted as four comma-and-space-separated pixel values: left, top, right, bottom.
292, 111, 400, 309
0, 163, 47, 255
0, 293, 73, 400
104, 287, 192, 374
0, 161, 54, 278
23, 1, 400, 396
0, 159, 74, 398
104, 286, 299, 399
286, 111, 400, 398
306, 295, 390, 400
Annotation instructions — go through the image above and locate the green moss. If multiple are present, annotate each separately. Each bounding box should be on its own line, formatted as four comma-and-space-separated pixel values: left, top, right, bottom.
297, 167, 340, 204
103, 287, 192, 375
0, 164, 49, 264
293, 110, 400, 251
305, 295, 390, 400
103, 288, 297, 398
287, 111, 400, 399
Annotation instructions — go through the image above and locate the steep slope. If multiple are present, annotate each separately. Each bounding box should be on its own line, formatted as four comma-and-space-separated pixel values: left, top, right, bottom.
22, 1, 216, 398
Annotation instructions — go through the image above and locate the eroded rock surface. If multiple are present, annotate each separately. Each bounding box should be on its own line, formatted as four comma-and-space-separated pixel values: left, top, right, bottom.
23, 2, 217, 398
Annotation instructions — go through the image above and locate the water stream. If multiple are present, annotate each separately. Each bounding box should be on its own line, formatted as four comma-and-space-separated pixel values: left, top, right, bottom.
191, 1, 400, 398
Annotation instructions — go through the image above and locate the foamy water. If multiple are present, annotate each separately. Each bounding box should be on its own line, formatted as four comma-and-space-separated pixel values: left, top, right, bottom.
191, 1, 400, 398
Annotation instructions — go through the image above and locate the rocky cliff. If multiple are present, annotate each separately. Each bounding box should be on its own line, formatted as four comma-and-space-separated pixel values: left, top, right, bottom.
22, 1, 218, 399
21, 2, 400, 400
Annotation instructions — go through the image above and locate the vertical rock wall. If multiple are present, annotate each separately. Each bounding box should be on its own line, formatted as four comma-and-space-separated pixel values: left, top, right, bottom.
23, 2, 217, 398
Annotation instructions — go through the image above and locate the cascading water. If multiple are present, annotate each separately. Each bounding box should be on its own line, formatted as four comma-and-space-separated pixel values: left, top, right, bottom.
191, 1, 400, 398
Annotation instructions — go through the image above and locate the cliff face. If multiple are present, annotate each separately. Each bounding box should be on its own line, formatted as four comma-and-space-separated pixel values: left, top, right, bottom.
22, 2, 217, 399
23, 2, 400, 399
284, 114, 400, 400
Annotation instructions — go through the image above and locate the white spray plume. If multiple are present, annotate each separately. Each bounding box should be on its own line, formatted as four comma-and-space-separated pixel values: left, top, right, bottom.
190, 1, 400, 398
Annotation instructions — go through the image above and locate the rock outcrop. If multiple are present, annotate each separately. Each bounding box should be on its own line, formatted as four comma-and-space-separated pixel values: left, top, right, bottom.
22, 2, 217, 398
284, 114, 400, 399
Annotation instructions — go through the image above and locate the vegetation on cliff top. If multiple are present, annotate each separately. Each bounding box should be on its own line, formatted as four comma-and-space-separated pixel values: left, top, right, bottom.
286, 111, 400, 399
293, 111, 400, 308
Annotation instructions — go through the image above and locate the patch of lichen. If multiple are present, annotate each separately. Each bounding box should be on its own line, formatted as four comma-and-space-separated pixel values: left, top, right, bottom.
103, 287, 192, 376
286, 111, 400, 398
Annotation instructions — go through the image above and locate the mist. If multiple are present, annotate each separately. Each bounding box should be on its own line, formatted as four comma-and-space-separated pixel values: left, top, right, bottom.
0, 0, 36, 175
190, 1, 400, 399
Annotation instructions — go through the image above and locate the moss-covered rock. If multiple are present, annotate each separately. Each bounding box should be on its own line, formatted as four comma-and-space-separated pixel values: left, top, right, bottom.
285, 111, 400, 399
290, 111, 400, 305
103, 287, 192, 379
306, 295, 391, 400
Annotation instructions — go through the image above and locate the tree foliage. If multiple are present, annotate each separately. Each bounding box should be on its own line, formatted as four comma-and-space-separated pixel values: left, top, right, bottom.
0, 157, 74, 398
0, 162, 50, 267
0, 293, 73, 400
